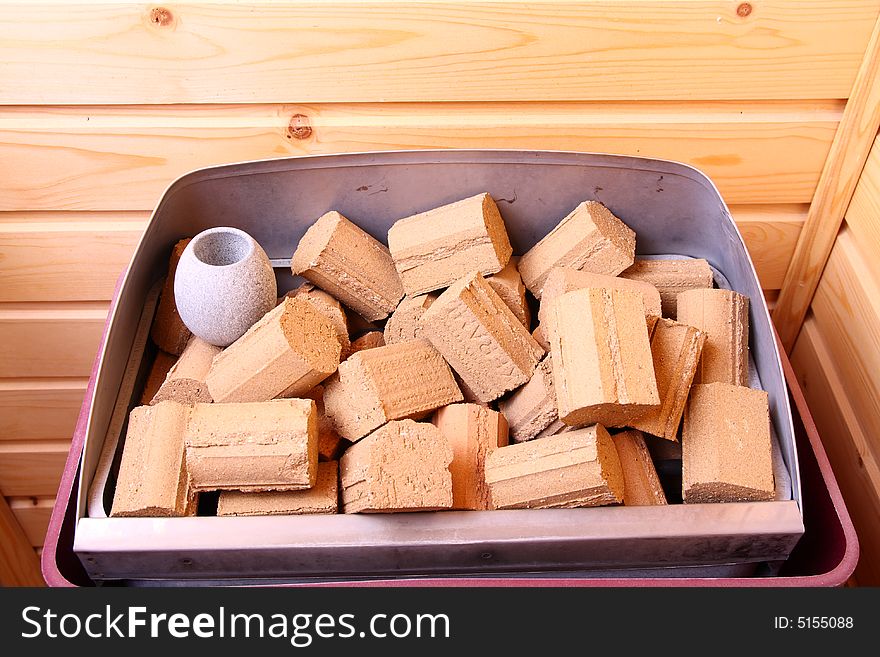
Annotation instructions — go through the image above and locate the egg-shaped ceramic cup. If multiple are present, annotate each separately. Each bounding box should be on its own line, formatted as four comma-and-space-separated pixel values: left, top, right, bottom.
174, 227, 277, 347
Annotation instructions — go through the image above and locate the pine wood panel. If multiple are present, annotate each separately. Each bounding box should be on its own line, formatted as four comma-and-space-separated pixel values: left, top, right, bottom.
844, 134, 880, 281
7, 496, 54, 548
0, 2, 876, 105
0, 495, 43, 586
0, 302, 108, 378
733, 204, 805, 289
0, 441, 69, 497
0, 378, 87, 442
791, 317, 880, 585
0, 102, 840, 211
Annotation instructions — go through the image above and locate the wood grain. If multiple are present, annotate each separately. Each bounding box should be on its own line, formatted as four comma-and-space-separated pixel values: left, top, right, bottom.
8, 496, 54, 548
0, 378, 88, 442
792, 317, 880, 585
733, 204, 805, 289
0, 101, 840, 211
774, 14, 880, 350
0, 2, 875, 104
0, 441, 69, 497
844, 135, 880, 278
0, 302, 108, 378
0, 495, 43, 586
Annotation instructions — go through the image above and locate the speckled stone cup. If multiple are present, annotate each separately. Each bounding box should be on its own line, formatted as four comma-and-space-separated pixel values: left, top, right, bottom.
174, 227, 277, 347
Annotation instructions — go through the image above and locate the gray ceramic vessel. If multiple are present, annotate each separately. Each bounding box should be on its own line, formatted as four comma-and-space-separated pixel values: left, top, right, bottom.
174, 226, 277, 347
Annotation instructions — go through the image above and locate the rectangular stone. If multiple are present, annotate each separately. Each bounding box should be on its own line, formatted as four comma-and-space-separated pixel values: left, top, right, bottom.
111, 401, 192, 517
150, 238, 193, 355
484, 425, 624, 509
546, 288, 659, 427
387, 193, 513, 295
291, 210, 404, 321
486, 257, 531, 328
340, 420, 453, 513
139, 349, 177, 405
432, 403, 509, 510
498, 355, 558, 443
185, 398, 318, 493
421, 271, 543, 403
630, 318, 706, 441
535, 267, 661, 343
150, 336, 220, 405
303, 384, 350, 461
383, 293, 436, 345
518, 201, 635, 298
323, 339, 462, 441
217, 461, 339, 516
348, 331, 385, 356
206, 297, 342, 403
621, 258, 713, 317
683, 383, 774, 503
285, 282, 351, 359
613, 429, 667, 506
676, 288, 749, 386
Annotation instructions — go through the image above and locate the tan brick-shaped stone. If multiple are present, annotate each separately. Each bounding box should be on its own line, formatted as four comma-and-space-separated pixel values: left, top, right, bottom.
676, 288, 749, 386
206, 297, 341, 403
111, 401, 193, 517
151, 336, 220, 405
683, 383, 774, 503
150, 238, 193, 355
387, 193, 513, 295
285, 282, 351, 359
613, 429, 667, 506
630, 319, 706, 441
432, 403, 509, 510
421, 271, 543, 403
621, 258, 713, 317
348, 331, 385, 356
486, 257, 531, 328
518, 201, 636, 298
340, 420, 453, 513
186, 398, 318, 492
217, 461, 339, 516
498, 355, 558, 443
383, 293, 436, 345
547, 288, 659, 427
139, 350, 177, 405
484, 425, 624, 509
302, 384, 350, 461
291, 210, 404, 321
323, 339, 462, 442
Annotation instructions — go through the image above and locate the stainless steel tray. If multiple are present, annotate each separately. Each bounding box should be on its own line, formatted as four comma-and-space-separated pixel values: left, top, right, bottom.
73, 150, 803, 582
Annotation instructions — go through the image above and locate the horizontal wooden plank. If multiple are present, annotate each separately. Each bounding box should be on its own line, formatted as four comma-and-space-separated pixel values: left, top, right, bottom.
0, 302, 107, 378
0, 101, 840, 211
7, 496, 54, 548
791, 316, 880, 585
0, 1, 876, 104
844, 134, 880, 282
0, 441, 69, 497
732, 204, 805, 289
809, 227, 880, 469
0, 378, 87, 442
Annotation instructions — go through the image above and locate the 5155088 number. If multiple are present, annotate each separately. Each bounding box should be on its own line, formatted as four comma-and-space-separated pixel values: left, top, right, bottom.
774, 617, 854, 629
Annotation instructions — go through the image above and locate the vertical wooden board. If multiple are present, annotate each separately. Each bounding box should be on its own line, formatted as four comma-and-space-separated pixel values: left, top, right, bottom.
0, 495, 43, 586
0, 441, 71, 497
0, 379, 87, 442
8, 497, 54, 548
844, 133, 880, 280
792, 318, 880, 585
0, 302, 108, 378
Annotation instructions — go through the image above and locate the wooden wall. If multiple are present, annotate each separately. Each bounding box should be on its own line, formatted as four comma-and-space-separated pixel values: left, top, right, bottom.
1, 1, 879, 582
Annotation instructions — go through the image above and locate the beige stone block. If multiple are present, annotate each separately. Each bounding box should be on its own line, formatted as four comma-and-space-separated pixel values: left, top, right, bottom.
286, 282, 351, 359
518, 201, 636, 298
498, 355, 558, 443
291, 210, 404, 321
340, 420, 453, 513
682, 383, 774, 503
484, 425, 624, 509
613, 429, 667, 506
206, 297, 341, 403
546, 288, 659, 427
486, 257, 531, 328
383, 293, 436, 345
150, 238, 193, 355
676, 288, 749, 386
139, 350, 177, 405
630, 319, 706, 441
323, 339, 462, 441
421, 271, 543, 403
302, 384, 350, 461
151, 336, 220, 405
387, 193, 513, 295
217, 461, 339, 516
620, 258, 713, 317
185, 398, 318, 492
432, 403, 509, 510
348, 331, 385, 356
